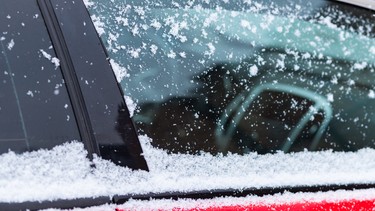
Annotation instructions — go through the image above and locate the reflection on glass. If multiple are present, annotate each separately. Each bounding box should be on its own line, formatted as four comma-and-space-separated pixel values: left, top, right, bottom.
88, 0, 375, 154
0, 0, 81, 153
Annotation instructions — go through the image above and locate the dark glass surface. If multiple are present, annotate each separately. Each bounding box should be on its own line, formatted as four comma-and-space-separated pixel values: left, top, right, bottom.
88, 0, 375, 154
0, 0, 81, 153
50, 0, 148, 170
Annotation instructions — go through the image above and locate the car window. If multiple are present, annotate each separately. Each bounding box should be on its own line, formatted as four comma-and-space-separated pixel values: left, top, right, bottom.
88, 0, 375, 155
0, 0, 81, 153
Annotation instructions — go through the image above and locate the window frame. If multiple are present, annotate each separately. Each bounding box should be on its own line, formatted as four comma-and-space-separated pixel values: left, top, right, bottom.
37, 0, 148, 170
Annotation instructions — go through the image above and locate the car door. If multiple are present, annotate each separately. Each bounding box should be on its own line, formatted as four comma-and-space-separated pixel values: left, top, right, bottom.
85, 0, 375, 208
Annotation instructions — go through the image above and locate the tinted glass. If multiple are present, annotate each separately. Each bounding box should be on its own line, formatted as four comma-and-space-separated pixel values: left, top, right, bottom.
0, 0, 81, 153
88, 0, 375, 154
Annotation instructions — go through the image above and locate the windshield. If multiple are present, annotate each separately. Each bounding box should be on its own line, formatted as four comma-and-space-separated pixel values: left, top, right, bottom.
88, 0, 375, 155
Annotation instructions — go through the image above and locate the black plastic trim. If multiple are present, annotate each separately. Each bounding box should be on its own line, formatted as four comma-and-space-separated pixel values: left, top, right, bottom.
113, 183, 375, 204
0, 196, 111, 211
37, 0, 100, 158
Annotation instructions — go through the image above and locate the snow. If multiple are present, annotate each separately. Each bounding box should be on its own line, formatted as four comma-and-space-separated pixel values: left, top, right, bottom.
7, 39, 14, 50
1, 0, 375, 207
69, 188, 375, 210
2, 137, 375, 203
124, 95, 136, 117
326, 93, 334, 102
26, 90, 34, 97
109, 59, 129, 82
90, 15, 105, 36
369, 90, 375, 99
249, 65, 258, 76
370, 46, 375, 55
39, 49, 60, 69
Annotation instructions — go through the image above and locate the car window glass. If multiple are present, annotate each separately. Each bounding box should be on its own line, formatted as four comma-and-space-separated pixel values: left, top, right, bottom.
0, 0, 81, 153
87, 0, 375, 155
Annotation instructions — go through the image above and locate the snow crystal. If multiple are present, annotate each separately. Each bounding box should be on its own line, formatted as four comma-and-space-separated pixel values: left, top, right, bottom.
331, 75, 338, 84
131, 25, 140, 36
370, 46, 375, 55
150, 19, 162, 30
115, 17, 128, 27
368, 90, 375, 99
26, 90, 34, 97
326, 93, 334, 102
40, 49, 52, 60
167, 50, 176, 59
240, 19, 251, 29
205, 42, 215, 57
294, 29, 301, 37
51, 57, 60, 68
7, 39, 14, 50
249, 65, 258, 76
128, 48, 141, 58
150, 44, 158, 54
353, 62, 367, 70
203, 13, 218, 27
39, 49, 60, 69
169, 23, 181, 37
319, 16, 337, 29
179, 51, 187, 58
347, 79, 355, 86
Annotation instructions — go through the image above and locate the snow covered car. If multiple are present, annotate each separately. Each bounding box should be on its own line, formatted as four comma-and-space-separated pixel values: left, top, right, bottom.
1, 0, 375, 210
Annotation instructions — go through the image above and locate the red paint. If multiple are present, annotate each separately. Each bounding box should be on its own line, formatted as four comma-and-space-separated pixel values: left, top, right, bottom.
183, 199, 375, 211
116, 199, 375, 211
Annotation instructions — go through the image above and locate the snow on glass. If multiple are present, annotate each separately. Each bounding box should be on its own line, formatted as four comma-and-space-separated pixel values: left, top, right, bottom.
1, 0, 375, 205
86, 0, 375, 155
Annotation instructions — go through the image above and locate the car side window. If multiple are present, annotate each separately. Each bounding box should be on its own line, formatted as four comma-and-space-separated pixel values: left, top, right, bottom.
88, 0, 375, 155
0, 0, 81, 153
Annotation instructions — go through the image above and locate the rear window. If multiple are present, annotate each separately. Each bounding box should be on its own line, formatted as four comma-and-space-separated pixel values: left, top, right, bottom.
0, 0, 81, 153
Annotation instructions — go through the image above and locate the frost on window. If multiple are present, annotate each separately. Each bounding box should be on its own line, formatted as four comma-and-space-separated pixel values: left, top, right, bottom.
87, 0, 375, 155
